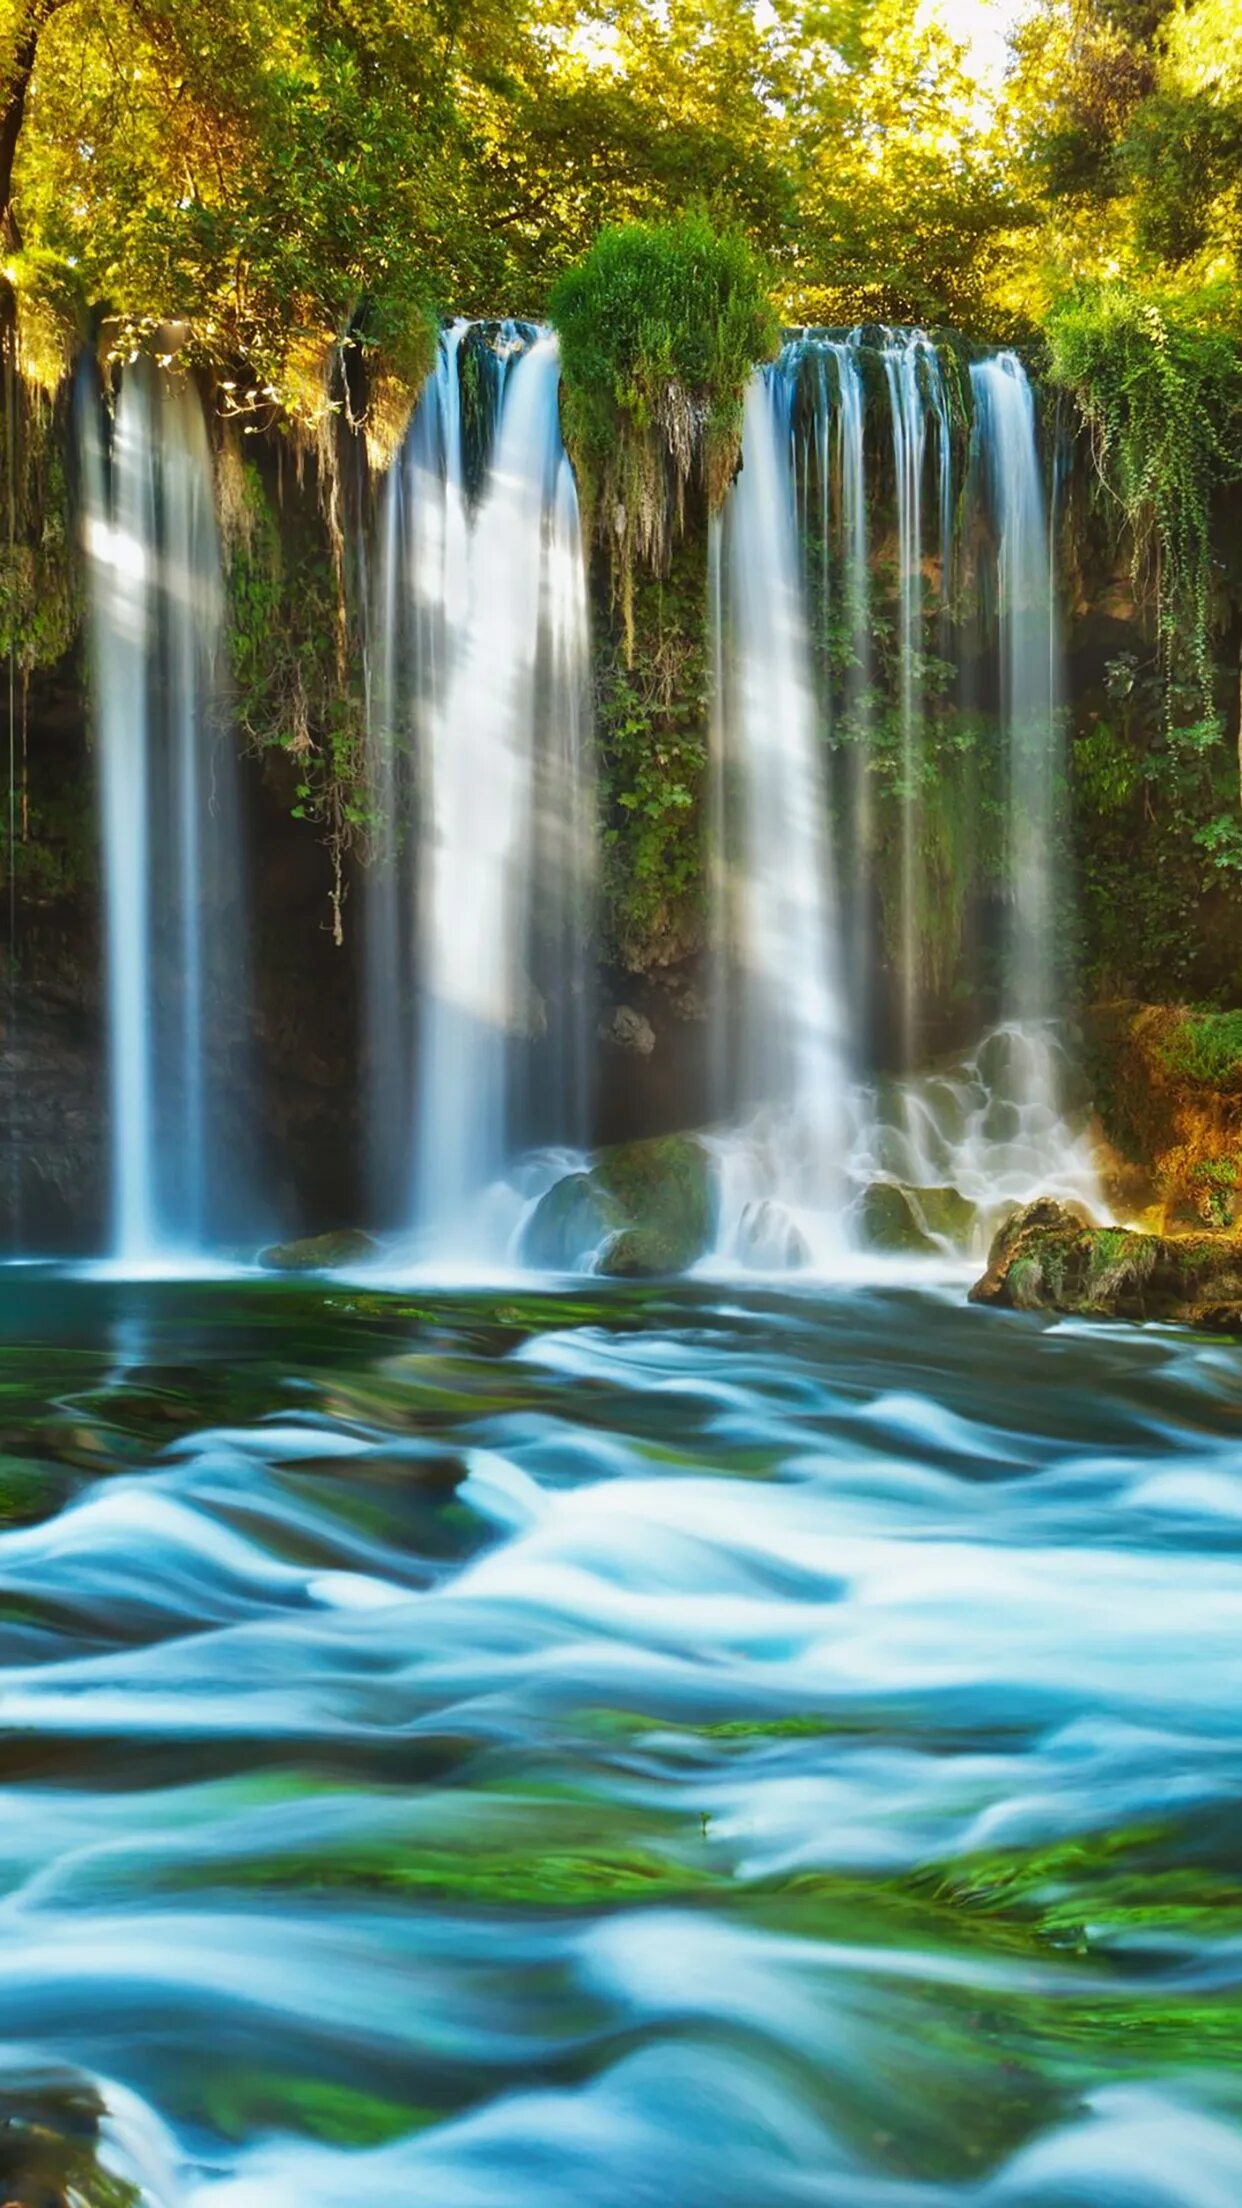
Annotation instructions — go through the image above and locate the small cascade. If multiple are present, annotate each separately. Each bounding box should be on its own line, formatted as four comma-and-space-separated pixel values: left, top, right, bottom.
711, 366, 849, 1261
848, 1027, 1103, 1252
970, 353, 1059, 1031
365, 320, 470, 1216
826, 335, 872, 1042
78, 359, 250, 1264
704, 329, 1099, 1264
881, 330, 954, 1067
966, 352, 1086, 1183
367, 326, 594, 1252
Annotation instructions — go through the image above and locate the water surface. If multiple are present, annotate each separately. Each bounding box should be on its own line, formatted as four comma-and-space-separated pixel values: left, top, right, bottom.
0, 1271, 1239, 2204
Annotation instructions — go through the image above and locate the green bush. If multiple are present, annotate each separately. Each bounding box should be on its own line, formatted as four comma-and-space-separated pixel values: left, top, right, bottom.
1156, 1008, 1242, 1086
551, 213, 778, 625
1046, 282, 1242, 719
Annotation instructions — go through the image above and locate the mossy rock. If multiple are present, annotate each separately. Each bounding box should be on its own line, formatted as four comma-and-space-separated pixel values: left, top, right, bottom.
969, 1197, 1242, 1329
0, 1454, 74, 1528
521, 1136, 715, 1278
858, 1182, 936, 1255
520, 1172, 625, 1269
857, 1181, 979, 1255
590, 1135, 716, 1277
259, 1228, 380, 1273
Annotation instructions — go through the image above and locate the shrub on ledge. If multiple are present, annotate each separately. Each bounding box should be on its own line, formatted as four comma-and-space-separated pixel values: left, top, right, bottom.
550, 213, 778, 641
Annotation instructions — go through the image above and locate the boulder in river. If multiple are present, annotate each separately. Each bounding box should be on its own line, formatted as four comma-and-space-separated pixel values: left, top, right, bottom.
969, 1196, 1242, 1330
521, 1134, 716, 1276
259, 1228, 380, 1272
857, 1180, 980, 1254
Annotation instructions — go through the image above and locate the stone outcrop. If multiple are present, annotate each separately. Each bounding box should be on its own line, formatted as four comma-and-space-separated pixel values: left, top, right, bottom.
259, 1228, 380, 1272
856, 1180, 980, 1255
969, 1197, 1242, 1332
521, 1134, 716, 1276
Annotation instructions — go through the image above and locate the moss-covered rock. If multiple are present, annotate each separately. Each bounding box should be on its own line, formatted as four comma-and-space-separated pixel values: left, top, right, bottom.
259, 1229, 380, 1272
969, 1196, 1242, 1330
1085, 1002, 1242, 1227
520, 1172, 625, 1269
594, 1134, 716, 1276
857, 1181, 980, 1254
525, 1135, 716, 1277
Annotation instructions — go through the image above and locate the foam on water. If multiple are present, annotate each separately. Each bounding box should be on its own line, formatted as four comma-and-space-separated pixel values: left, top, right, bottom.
0, 1273, 1238, 2204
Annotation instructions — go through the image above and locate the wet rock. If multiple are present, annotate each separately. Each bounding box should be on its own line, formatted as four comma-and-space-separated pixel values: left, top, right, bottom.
520, 1172, 623, 1269
259, 1228, 380, 1272
907, 1184, 980, 1247
599, 1004, 657, 1056
857, 1181, 979, 1254
595, 1135, 716, 1277
969, 1196, 1242, 1328
521, 1135, 716, 1278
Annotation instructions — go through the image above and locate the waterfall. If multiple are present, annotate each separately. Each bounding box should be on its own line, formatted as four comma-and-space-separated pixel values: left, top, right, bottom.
712, 366, 848, 1260
367, 326, 594, 1251
79, 359, 249, 1264
969, 354, 1059, 1032
880, 330, 955, 1067
706, 330, 1098, 1261
365, 321, 470, 1218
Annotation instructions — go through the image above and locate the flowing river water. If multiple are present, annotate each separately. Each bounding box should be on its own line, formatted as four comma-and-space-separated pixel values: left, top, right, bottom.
1, 1269, 1240, 2204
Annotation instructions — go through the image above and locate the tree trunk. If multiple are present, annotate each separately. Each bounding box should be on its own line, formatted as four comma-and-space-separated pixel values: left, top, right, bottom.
0, 0, 67, 254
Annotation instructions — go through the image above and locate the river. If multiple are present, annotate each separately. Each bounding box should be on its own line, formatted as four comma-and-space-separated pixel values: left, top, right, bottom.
0, 1269, 1239, 2205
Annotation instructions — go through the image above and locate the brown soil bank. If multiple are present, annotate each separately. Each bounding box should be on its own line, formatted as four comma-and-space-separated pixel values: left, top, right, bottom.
1085, 1002, 1242, 1229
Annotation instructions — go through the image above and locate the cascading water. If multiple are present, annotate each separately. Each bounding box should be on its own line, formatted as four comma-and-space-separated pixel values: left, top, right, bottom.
79, 358, 251, 1264
970, 352, 1059, 1033
365, 321, 470, 1217
707, 330, 1099, 1264
826, 335, 872, 1041
881, 331, 954, 1068
367, 326, 594, 1254
711, 366, 849, 1263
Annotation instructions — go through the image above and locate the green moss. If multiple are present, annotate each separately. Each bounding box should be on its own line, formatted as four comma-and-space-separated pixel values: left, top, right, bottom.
596, 527, 710, 965
552, 212, 778, 625
202, 2071, 435, 2148
223, 449, 371, 939
1046, 282, 1242, 724
1156, 1008, 1242, 1088
592, 1134, 716, 1277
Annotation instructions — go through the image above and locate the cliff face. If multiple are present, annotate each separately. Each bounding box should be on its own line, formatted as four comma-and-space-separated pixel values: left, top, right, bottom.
3, 393, 1242, 1250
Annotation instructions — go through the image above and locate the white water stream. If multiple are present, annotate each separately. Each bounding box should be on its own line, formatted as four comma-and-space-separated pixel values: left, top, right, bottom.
79, 361, 249, 1264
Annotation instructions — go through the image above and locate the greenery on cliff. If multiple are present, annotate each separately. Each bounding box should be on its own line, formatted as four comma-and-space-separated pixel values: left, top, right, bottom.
1, 0, 1242, 989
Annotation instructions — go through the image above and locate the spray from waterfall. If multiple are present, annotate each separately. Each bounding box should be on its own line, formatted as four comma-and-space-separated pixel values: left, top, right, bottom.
79, 359, 252, 1264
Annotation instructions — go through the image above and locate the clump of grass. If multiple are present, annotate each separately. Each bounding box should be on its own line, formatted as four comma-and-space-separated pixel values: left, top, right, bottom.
551, 212, 778, 641
1156, 1008, 1242, 1088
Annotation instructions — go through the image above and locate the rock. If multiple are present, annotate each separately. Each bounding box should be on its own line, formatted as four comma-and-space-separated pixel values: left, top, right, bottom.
907, 1184, 980, 1247
520, 1172, 623, 1269
595, 1134, 716, 1277
969, 1196, 1242, 1328
600, 1004, 657, 1056
259, 1228, 380, 1272
856, 1181, 979, 1254
520, 1135, 716, 1279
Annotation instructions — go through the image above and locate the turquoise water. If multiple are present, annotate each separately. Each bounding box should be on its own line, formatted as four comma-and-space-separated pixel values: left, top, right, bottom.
0, 1272, 1240, 2204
